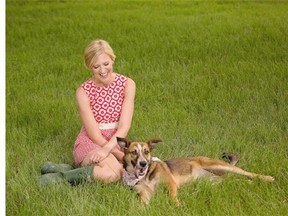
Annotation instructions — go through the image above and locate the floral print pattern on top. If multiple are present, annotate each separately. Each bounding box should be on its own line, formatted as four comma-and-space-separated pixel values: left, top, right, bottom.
81, 73, 127, 124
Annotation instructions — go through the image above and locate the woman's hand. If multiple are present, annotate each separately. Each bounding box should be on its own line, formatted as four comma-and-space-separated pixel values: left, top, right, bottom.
89, 146, 110, 164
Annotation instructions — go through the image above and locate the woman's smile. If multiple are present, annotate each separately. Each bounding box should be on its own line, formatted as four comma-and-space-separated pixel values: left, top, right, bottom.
92, 53, 115, 86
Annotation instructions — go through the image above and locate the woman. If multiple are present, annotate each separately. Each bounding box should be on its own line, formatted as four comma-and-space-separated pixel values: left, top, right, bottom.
39, 40, 136, 185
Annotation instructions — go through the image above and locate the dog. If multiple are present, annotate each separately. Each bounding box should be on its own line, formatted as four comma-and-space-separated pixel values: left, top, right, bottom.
117, 137, 275, 206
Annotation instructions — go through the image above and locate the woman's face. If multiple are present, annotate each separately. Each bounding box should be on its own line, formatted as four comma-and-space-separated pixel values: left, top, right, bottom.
91, 53, 114, 85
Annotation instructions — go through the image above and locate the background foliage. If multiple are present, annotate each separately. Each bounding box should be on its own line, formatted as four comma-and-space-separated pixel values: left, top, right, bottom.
6, 0, 288, 215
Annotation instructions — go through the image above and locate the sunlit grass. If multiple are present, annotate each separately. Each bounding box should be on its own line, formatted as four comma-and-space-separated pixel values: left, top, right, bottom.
6, 0, 288, 215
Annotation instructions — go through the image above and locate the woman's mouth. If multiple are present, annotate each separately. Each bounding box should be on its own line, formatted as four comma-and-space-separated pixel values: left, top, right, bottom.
99, 72, 108, 78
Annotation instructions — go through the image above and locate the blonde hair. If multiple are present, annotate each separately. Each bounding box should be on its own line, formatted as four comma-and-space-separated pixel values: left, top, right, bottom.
84, 39, 116, 70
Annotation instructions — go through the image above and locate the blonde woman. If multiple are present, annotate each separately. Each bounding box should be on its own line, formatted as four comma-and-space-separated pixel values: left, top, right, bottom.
40, 40, 136, 185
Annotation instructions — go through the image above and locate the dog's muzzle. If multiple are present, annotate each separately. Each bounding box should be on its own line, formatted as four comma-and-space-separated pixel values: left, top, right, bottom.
122, 157, 161, 187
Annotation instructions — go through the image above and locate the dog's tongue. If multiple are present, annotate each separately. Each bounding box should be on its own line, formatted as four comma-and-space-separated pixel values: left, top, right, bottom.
135, 169, 140, 178
135, 168, 146, 178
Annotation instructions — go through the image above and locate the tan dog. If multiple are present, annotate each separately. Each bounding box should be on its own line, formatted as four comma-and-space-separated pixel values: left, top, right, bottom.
117, 137, 275, 206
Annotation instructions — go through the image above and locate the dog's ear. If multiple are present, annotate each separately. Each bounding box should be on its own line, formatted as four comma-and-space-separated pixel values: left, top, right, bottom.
117, 137, 129, 150
148, 138, 162, 149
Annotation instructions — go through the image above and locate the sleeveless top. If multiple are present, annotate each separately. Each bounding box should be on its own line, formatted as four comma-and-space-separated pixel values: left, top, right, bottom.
81, 73, 127, 124
73, 73, 127, 165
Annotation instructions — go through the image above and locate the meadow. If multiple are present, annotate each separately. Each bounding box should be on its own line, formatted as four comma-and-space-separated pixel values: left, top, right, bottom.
6, 0, 288, 215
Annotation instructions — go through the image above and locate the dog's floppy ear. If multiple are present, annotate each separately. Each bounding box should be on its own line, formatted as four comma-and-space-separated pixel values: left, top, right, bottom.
117, 137, 130, 150
148, 138, 162, 149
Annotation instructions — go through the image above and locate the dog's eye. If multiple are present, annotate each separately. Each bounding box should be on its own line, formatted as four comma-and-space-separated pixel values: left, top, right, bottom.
144, 150, 150, 155
132, 150, 137, 156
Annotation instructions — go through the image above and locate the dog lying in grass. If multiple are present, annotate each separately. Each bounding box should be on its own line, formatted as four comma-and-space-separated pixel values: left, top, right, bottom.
117, 137, 275, 205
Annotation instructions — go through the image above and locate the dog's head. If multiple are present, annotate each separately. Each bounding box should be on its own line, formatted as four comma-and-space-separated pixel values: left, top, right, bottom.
117, 137, 162, 178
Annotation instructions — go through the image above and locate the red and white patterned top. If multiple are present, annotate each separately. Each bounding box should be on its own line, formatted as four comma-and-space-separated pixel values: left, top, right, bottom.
81, 73, 127, 124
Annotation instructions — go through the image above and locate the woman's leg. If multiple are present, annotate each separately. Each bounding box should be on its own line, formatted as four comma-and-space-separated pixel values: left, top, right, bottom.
81, 151, 123, 183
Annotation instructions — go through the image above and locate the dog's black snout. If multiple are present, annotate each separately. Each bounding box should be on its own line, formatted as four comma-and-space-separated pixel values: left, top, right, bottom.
139, 161, 147, 167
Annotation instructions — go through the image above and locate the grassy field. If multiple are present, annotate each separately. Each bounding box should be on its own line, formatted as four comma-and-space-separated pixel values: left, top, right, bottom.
6, 0, 288, 215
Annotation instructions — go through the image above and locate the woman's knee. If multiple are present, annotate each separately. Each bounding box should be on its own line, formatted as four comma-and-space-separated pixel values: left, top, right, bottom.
93, 166, 122, 183
92, 158, 122, 183
105, 171, 121, 183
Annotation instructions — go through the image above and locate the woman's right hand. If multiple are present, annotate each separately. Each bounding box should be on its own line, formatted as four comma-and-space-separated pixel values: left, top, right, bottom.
89, 147, 110, 164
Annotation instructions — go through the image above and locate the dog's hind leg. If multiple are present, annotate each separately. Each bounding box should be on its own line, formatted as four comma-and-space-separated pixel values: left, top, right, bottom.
204, 162, 274, 182
211, 153, 240, 176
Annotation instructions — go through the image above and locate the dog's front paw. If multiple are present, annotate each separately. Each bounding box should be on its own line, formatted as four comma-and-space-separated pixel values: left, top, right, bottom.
174, 198, 181, 207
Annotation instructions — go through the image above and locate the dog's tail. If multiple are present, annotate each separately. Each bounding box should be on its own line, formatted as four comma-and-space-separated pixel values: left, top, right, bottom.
222, 153, 240, 166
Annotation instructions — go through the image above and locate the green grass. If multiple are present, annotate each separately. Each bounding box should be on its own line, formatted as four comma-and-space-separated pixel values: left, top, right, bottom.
6, 0, 288, 215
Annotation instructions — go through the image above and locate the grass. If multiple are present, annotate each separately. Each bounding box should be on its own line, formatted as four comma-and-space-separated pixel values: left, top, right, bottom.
6, 0, 288, 215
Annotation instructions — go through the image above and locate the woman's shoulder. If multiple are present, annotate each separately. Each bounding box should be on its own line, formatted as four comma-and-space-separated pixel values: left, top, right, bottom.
76, 78, 93, 95
124, 77, 136, 95
78, 79, 96, 94
75, 86, 88, 103
126, 77, 136, 87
